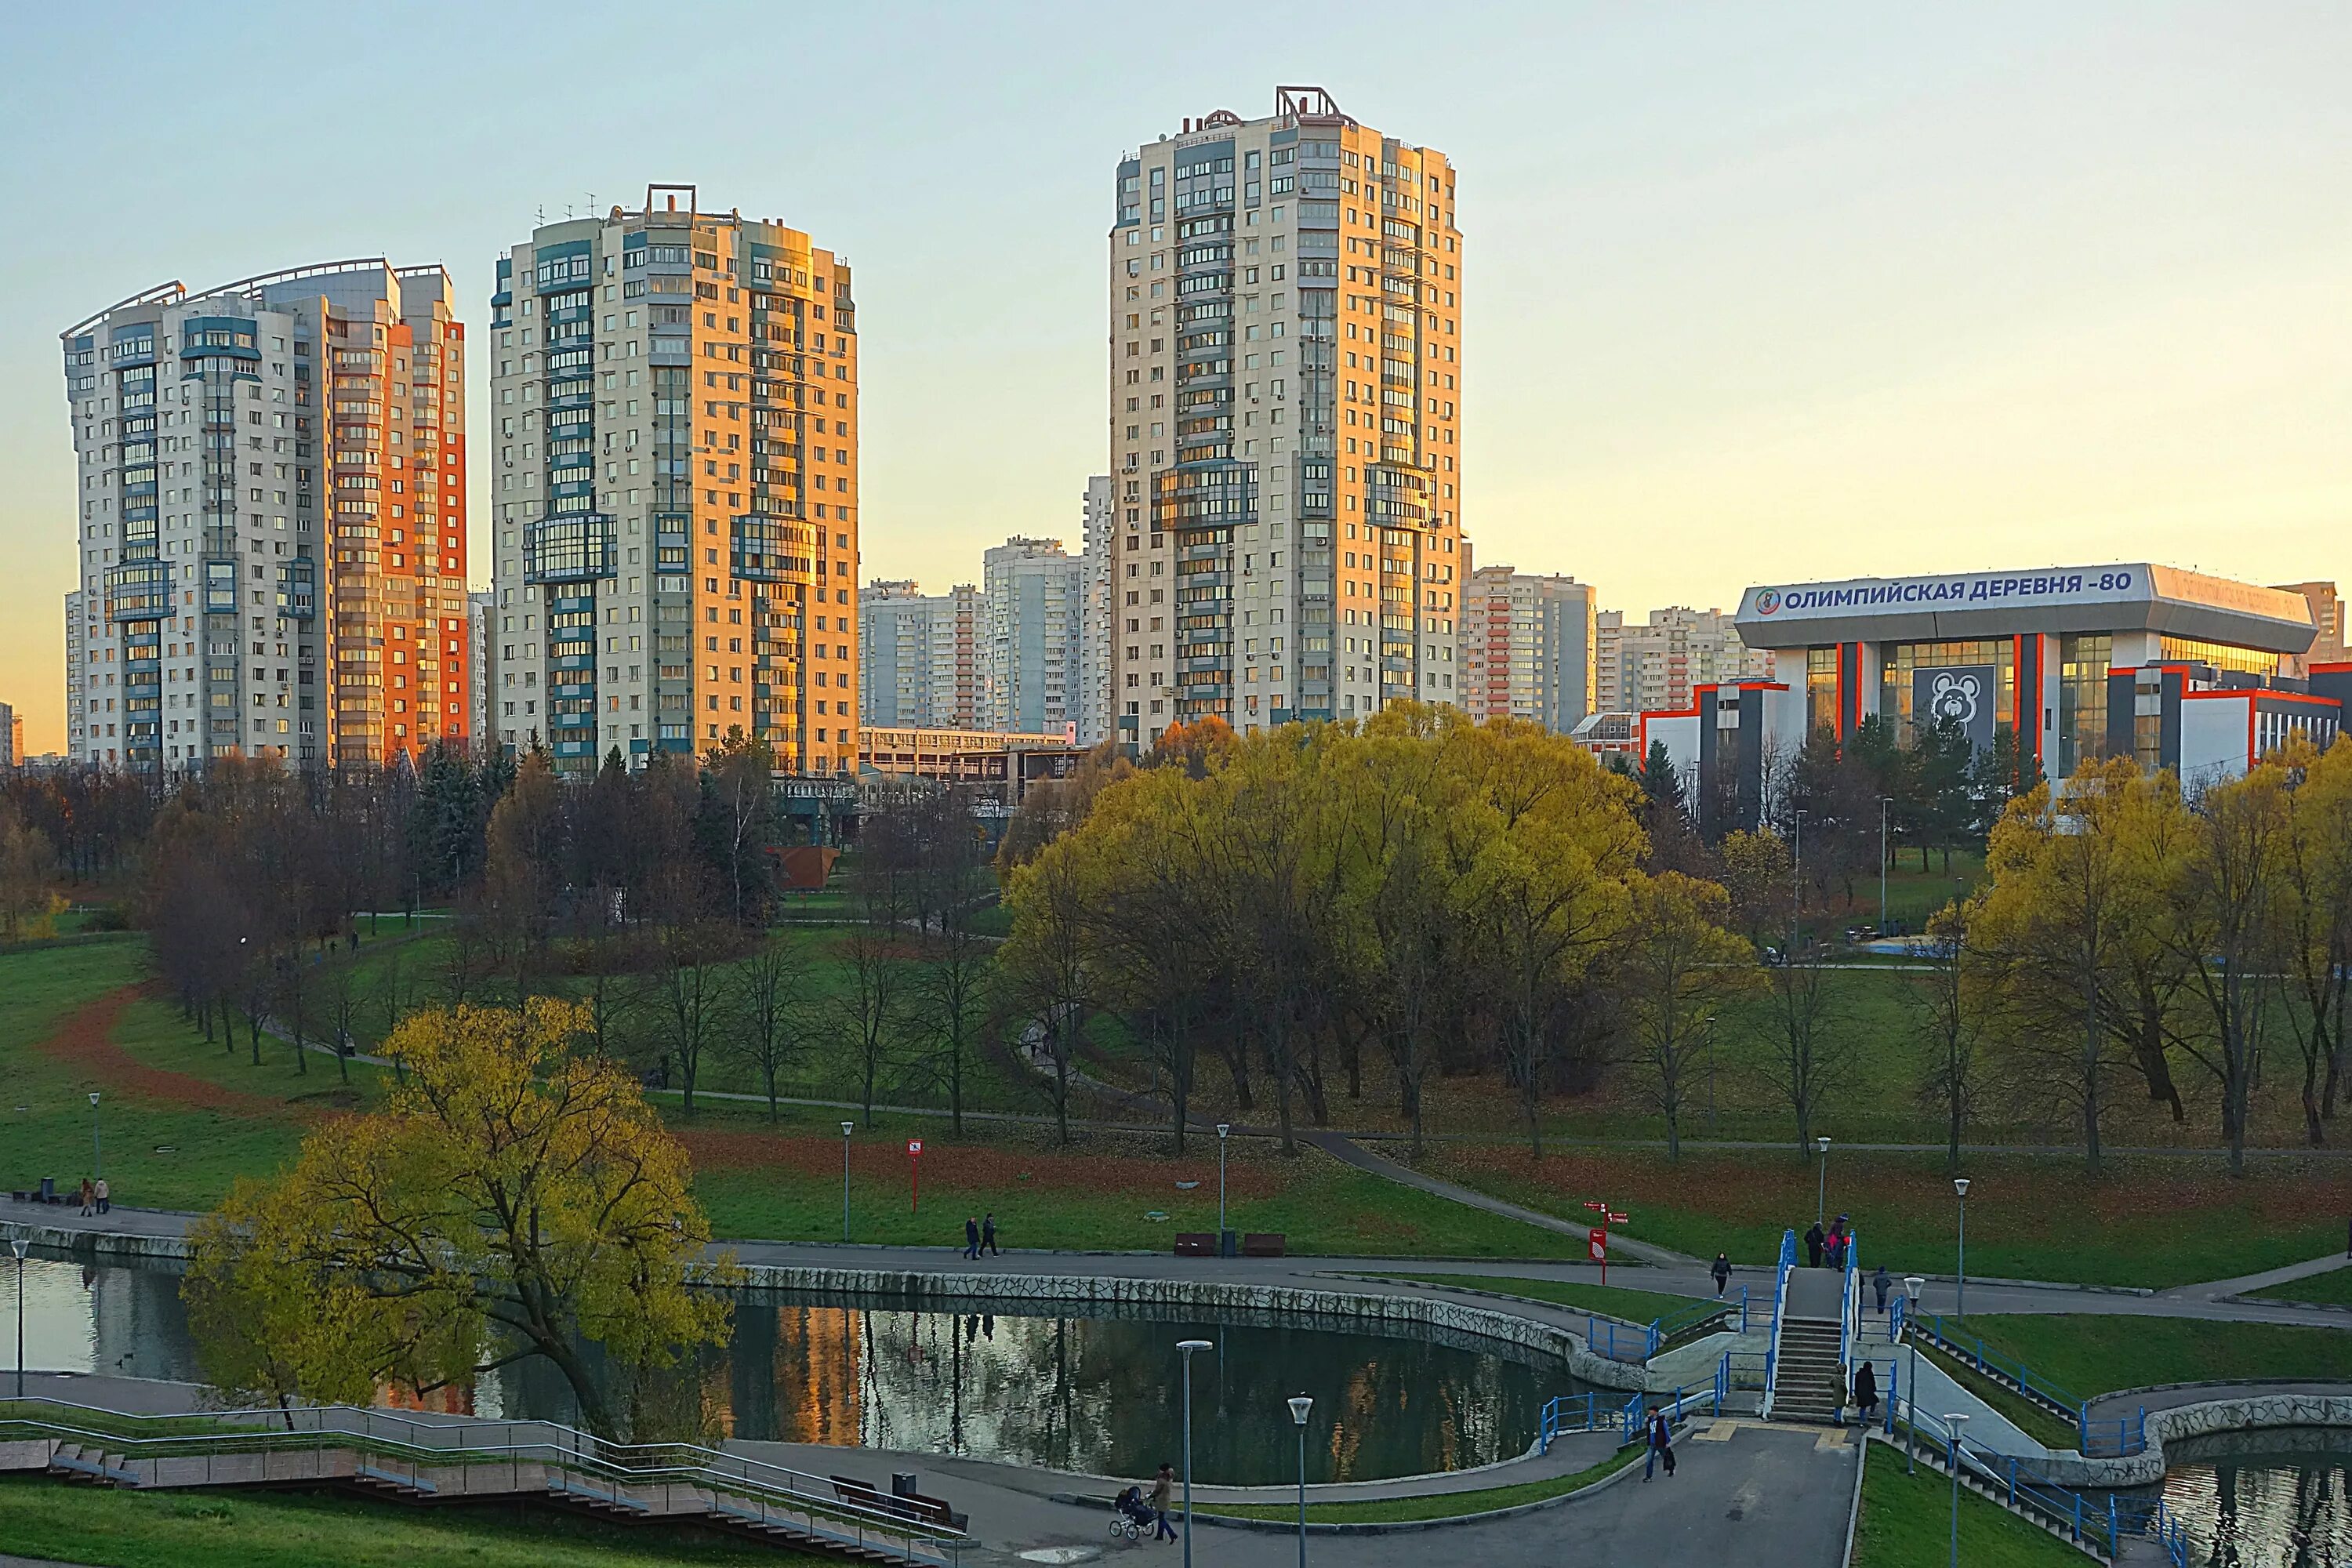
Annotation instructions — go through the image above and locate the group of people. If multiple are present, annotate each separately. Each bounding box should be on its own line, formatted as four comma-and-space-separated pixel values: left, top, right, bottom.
1802, 1214, 1853, 1270
960, 1214, 1003, 1259
75, 1177, 109, 1216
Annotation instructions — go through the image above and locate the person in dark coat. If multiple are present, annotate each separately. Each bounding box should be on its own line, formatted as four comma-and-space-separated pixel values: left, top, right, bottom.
1711, 1253, 1732, 1298
1643, 1409, 1675, 1480
963, 1216, 981, 1260
982, 1213, 1000, 1256
1804, 1221, 1826, 1269
1871, 1264, 1892, 1314
1853, 1362, 1880, 1427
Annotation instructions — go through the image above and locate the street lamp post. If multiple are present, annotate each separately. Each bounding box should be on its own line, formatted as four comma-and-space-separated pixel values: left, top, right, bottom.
9, 1237, 26, 1399
1953, 1178, 1971, 1317
1878, 795, 1893, 936
840, 1122, 855, 1243
1815, 1135, 1831, 1228
1791, 808, 1806, 957
1903, 1276, 1924, 1474
1705, 1014, 1719, 1138
1177, 1339, 1214, 1568
89, 1092, 101, 1185
1287, 1394, 1313, 1568
1216, 1123, 1232, 1251
1946, 1411, 1970, 1568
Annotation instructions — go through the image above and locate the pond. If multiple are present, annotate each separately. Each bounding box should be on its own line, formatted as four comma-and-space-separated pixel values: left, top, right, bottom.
2156, 1430, 2352, 1568
0, 1253, 1563, 1485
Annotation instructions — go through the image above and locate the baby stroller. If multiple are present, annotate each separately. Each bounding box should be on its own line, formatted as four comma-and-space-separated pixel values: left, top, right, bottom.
1111, 1485, 1153, 1541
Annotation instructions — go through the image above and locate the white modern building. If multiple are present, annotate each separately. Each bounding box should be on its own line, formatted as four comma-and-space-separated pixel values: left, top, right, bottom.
1110, 86, 1466, 745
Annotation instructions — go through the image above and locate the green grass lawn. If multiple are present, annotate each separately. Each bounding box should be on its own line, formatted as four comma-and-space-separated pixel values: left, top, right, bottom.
1363, 1273, 1720, 1326
1934, 1313, 2352, 1400
1203, 1443, 1640, 1523
1851, 1439, 2085, 1567
2245, 1262, 2352, 1307
1409, 1142, 2352, 1288
0, 1475, 830, 1568
1907, 1342, 2082, 1450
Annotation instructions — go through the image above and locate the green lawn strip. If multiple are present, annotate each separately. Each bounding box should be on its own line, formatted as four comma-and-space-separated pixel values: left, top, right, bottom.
0, 1473, 829, 1568
1201, 1442, 1641, 1523
1904, 1342, 2082, 1450
692, 1138, 1580, 1258
2245, 1263, 2352, 1308
1938, 1314, 2352, 1402
1407, 1143, 2352, 1288
1851, 1439, 2086, 1568
0, 1403, 267, 1440
1359, 1273, 1715, 1326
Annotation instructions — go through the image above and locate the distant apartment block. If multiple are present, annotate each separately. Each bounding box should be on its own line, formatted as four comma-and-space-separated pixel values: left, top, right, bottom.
1111, 87, 1467, 746
60, 260, 470, 773
1595, 605, 1769, 716
1464, 566, 1596, 732
0, 701, 20, 768
488, 186, 858, 775
466, 588, 495, 748
1079, 475, 1116, 745
859, 578, 982, 731
984, 536, 1084, 736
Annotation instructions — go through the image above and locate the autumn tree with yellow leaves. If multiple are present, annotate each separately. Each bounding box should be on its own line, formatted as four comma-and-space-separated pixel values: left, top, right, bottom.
184, 998, 732, 1437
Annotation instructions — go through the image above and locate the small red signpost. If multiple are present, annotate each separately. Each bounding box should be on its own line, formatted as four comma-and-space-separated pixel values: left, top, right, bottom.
907, 1140, 923, 1213
1583, 1200, 1630, 1283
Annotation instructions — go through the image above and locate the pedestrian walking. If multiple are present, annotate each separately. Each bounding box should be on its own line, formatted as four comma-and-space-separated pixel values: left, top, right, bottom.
78, 1178, 93, 1217
1711, 1253, 1732, 1298
1150, 1461, 1178, 1541
94, 1178, 109, 1216
1826, 1215, 1849, 1272
1804, 1221, 1825, 1269
1853, 1361, 1879, 1427
982, 1213, 1000, 1256
1871, 1264, 1891, 1315
1643, 1409, 1675, 1480
963, 1216, 981, 1261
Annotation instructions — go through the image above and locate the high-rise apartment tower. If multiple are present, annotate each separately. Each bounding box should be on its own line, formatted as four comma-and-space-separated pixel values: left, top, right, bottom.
1110, 87, 1465, 745
1464, 566, 1597, 733
60, 261, 469, 773
488, 187, 858, 775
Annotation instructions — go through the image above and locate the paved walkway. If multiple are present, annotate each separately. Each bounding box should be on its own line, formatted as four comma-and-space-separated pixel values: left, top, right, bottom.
2160, 1251, 2352, 1304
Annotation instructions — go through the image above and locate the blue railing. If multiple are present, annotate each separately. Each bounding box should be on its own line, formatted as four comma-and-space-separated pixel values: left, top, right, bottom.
1896, 1403, 2132, 1556
1761, 1228, 1798, 1419
2112, 1494, 2190, 1567
1907, 1311, 2148, 1457
1837, 1229, 1861, 1384
1578, 1290, 1745, 1364
1537, 1359, 1745, 1456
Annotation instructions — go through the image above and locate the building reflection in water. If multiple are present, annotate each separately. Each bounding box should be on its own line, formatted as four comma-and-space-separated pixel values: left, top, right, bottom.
2165, 1454, 2352, 1568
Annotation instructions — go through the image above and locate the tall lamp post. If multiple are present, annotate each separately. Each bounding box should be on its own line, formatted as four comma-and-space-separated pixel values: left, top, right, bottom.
1946, 1411, 1970, 1568
1902, 1276, 1924, 1474
1287, 1394, 1313, 1568
1814, 1135, 1831, 1228
9, 1236, 26, 1398
1791, 808, 1807, 957
840, 1122, 855, 1243
1177, 1339, 1214, 1568
1704, 1014, 1719, 1138
1953, 1177, 1971, 1317
89, 1092, 101, 1185
1878, 794, 1893, 936
1216, 1123, 1232, 1251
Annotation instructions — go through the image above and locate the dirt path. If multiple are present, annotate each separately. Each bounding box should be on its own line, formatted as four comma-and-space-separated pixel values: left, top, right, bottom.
30, 984, 287, 1114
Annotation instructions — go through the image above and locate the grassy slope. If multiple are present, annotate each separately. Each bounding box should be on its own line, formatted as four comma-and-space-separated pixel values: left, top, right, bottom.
0, 1475, 827, 1568
1940, 1313, 2352, 1399
2246, 1262, 2352, 1307
1851, 1440, 2085, 1568
1203, 1443, 1641, 1523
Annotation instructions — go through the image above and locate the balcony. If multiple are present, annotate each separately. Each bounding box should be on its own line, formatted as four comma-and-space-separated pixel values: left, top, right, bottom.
103, 559, 172, 623
523, 514, 617, 585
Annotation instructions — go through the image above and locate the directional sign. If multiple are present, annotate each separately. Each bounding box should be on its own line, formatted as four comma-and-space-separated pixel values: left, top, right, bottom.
1587, 1228, 1607, 1261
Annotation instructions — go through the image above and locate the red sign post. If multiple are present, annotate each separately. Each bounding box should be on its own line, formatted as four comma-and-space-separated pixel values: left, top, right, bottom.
1582, 1200, 1629, 1283
907, 1140, 923, 1213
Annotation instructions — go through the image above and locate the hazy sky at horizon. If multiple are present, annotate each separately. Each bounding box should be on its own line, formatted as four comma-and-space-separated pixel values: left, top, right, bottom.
2, 2, 2346, 752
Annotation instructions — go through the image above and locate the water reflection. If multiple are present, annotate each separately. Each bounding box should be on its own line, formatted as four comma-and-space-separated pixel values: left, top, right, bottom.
2161, 1436, 2352, 1568
5, 1256, 1555, 1484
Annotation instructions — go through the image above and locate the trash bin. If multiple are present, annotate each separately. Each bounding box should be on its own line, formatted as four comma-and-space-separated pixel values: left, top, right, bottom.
1219, 1228, 1238, 1259
38, 1176, 55, 1203
891, 1472, 920, 1500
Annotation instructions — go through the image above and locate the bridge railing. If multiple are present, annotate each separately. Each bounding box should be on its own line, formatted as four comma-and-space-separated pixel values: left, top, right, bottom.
1759, 1227, 1798, 1421
1906, 1311, 2147, 1457
0, 1398, 965, 1566
1886, 1399, 2184, 1560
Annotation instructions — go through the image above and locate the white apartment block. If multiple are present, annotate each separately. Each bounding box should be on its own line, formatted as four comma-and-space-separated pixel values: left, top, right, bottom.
859, 579, 982, 731
984, 536, 1084, 736
60, 260, 469, 775
1078, 474, 1116, 746
1595, 605, 1772, 715
1110, 87, 1467, 745
1464, 565, 1597, 733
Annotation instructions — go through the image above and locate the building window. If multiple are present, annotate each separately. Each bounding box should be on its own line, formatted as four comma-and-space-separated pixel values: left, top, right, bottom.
2057, 633, 2113, 778
1806, 647, 1838, 739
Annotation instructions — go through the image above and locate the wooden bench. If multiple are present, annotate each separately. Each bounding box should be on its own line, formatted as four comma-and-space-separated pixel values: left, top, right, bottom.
831, 1475, 966, 1534
1174, 1232, 1218, 1258
1241, 1232, 1287, 1258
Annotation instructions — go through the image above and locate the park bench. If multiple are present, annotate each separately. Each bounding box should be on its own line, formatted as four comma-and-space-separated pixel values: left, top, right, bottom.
1174, 1232, 1217, 1257
1241, 1232, 1287, 1257
831, 1474, 966, 1532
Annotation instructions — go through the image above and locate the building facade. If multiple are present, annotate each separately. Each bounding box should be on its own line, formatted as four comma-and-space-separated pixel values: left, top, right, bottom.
64, 591, 85, 758
0, 701, 19, 768
983, 536, 1083, 736
858, 579, 982, 731
1642, 564, 2346, 833
1110, 86, 1466, 745
466, 588, 495, 749
1463, 565, 1596, 731
1595, 605, 1766, 716
1078, 475, 1116, 745
60, 260, 469, 774
488, 187, 858, 775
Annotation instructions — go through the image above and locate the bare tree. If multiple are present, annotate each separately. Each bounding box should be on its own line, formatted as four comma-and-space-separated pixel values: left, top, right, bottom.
655, 924, 728, 1118
1749, 956, 1852, 1152
729, 939, 810, 1122
830, 924, 909, 1125
1910, 903, 1987, 1173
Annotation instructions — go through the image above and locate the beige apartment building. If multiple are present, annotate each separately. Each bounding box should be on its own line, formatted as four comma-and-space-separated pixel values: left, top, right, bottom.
1464, 565, 1597, 733
488, 187, 858, 775
1110, 86, 1467, 745
1595, 605, 1770, 715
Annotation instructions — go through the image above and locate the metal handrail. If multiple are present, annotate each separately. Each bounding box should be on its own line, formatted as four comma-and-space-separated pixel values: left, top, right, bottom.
0, 1399, 964, 1565
1760, 1228, 1798, 1420
1906, 1313, 2147, 1457
1886, 1399, 2136, 1559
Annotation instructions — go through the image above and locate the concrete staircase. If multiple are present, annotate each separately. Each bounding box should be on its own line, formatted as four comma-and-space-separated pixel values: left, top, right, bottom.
1772, 1317, 1848, 1424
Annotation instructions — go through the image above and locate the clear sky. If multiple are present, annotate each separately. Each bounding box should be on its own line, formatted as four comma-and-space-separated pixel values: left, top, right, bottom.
2, 2, 2346, 753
